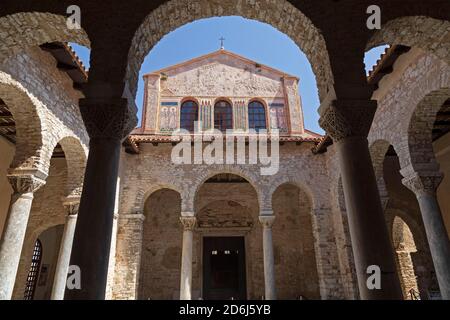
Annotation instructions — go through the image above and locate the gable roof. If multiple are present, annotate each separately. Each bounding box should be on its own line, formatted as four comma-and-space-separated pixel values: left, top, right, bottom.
143, 49, 299, 80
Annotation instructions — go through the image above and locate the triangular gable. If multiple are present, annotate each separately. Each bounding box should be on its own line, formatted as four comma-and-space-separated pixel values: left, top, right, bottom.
144, 49, 298, 80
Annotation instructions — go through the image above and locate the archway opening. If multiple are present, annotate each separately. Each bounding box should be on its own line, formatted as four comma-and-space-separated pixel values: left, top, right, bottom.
23, 225, 64, 300
271, 183, 320, 299
432, 98, 450, 236
131, 15, 324, 134
392, 216, 419, 299
380, 145, 439, 299
195, 173, 258, 300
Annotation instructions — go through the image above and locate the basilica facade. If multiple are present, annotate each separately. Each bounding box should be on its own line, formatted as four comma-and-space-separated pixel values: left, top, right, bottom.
0, 20, 450, 300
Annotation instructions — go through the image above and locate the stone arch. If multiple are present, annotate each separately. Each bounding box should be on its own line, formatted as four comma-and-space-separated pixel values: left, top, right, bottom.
266, 178, 315, 211
369, 139, 395, 205
369, 139, 392, 180
385, 208, 428, 253
191, 167, 263, 213
404, 87, 450, 173
126, 0, 334, 101
0, 71, 46, 172
392, 215, 418, 253
367, 16, 450, 65
57, 136, 87, 197
135, 183, 184, 215
0, 12, 90, 64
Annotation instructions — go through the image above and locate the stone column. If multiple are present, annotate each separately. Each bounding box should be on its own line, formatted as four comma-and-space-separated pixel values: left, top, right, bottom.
65, 98, 137, 300
0, 172, 45, 300
51, 196, 80, 300
259, 214, 276, 300
319, 100, 402, 299
179, 215, 196, 300
402, 172, 450, 299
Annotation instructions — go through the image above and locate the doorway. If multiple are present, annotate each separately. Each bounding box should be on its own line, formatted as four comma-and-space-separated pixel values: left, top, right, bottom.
202, 236, 246, 300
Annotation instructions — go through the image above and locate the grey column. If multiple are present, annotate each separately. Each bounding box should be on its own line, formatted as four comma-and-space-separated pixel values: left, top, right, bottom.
0, 172, 45, 300
179, 215, 196, 300
65, 98, 137, 300
259, 214, 276, 300
402, 173, 450, 299
320, 100, 402, 299
51, 197, 80, 300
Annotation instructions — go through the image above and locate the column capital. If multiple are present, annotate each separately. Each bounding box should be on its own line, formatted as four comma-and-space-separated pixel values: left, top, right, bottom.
402, 172, 443, 197
63, 196, 81, 216
7, 171, 46, 195
259, 215, 275, 228
180, 216, 196, 231
318, 99, 377, 142
79, 97, 138, 141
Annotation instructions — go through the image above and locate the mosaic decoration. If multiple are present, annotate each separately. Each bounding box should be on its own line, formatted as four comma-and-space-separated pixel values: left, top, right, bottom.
159, 102, 179, 132
269, 104, 288, 133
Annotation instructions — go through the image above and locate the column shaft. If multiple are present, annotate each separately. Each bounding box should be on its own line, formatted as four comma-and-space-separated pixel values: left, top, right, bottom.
416, 193, 450, 299
65, 138, 121, 299
51, 213, 78, 300
0, 192, 34, 300
336, 136, 402, 299
259, 215, 276, 300
179, 216, 195, 300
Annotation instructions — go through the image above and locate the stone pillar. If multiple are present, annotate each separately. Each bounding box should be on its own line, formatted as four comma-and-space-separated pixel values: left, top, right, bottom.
51, 196, 80, 300
65, 98, 137, 300
402, 172, 450, 299
259, 214, 276, 300
179, 215, 196, 300
0, 172, 45, 300
319, 100, 402, 299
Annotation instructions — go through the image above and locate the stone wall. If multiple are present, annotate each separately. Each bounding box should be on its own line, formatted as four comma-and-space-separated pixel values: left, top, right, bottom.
115, 141, 345, 299
272, 183, 320, 299
139, 189, 182, 300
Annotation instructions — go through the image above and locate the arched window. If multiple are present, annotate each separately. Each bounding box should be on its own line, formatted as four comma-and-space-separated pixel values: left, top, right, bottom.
214, 100, 233, 132
248, 101, 266, 131
180, 100, 199, 132
24, 239, 42, 300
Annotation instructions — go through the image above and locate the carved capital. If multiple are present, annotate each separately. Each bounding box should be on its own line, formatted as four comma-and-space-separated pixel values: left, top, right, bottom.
180, 216, 196, 231
7, 173, 46, 194
402, 173, 443, 197
79, 98, 138, 140
63, 196, 81, 216
259, 215, 275, 228
319, 100, 377, 142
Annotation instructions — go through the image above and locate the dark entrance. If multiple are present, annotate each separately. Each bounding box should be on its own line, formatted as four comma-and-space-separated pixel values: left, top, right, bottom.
202, 236, 246, 300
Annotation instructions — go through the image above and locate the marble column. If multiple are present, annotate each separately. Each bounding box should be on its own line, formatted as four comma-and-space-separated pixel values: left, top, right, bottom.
402, 172, 450, 299
0, 172, 45, 300
65, 98, 137, 300
179, 215, 196, 300
51, 196, 80, 300
259, 214, 276, 300
319, 100, 402, 299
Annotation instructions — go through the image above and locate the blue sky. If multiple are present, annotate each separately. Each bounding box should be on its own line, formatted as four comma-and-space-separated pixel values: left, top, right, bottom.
71, 16, 387, 134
